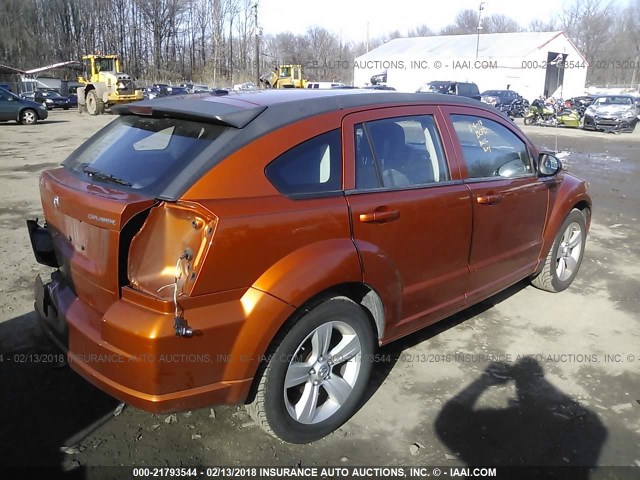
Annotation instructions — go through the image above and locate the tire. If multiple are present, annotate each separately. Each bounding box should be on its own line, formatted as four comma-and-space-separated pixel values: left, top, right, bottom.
246, 296, 375, 443
63, 106, 69, 110
18, 109, 38, 125
523, 116, 534, 126
531, 209, 586, 292
86, 90, 105, 116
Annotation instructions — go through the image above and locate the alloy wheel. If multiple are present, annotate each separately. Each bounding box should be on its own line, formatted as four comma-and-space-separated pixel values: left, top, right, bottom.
555, 221, 583, 281
283, 321, 361, 425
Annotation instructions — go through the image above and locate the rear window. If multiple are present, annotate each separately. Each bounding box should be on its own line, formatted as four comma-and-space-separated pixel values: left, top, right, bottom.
63, 116, 227, 197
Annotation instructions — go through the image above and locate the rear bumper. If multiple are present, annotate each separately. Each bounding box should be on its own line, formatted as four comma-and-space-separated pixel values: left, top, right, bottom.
28, 217, 295, 413
33, 273, 264, 412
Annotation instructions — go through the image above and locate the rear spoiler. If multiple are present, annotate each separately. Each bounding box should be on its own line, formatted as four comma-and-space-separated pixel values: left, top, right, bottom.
112, 99, 268, 129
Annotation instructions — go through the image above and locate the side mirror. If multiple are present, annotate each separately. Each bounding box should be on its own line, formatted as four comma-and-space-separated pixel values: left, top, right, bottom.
538, 153, 562, 176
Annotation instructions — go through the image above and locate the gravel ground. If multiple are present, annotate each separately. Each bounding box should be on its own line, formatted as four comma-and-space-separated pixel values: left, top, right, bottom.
0, 110, 639, 478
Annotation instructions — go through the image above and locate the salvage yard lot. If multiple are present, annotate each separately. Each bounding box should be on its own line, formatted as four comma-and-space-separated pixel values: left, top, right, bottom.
0, 110, 639, 475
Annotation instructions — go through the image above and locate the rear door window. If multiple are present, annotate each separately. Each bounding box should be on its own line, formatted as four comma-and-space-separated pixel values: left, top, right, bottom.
354, 115, 450, 189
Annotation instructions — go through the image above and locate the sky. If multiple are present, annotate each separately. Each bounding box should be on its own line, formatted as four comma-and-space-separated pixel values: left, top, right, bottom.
258, 0, 629, 43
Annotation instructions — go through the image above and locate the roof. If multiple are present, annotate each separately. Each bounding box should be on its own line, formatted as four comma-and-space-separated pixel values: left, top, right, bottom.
0, 63, 26, 74
114, 89, 502, 201
114, 88, 490, 128
356, 31, 585, 61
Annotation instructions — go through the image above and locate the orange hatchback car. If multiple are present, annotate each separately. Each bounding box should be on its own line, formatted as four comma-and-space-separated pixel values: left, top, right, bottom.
28, 90, 591, 443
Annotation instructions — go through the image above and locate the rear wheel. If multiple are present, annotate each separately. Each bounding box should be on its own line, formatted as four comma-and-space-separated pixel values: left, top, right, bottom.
247, 296, 374, 443
531, 209, 586, 292
18, 109, 38, 125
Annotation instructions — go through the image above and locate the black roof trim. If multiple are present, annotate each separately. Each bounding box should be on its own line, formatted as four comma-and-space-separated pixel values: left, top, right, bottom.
112, 98, 268, 128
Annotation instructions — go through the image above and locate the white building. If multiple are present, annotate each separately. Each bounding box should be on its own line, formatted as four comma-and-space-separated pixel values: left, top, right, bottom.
353, 31, 588, 101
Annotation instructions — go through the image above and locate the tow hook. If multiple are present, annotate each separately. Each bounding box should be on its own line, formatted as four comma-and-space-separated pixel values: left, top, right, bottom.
174, 316, 193, 338
173, 249, 194, 338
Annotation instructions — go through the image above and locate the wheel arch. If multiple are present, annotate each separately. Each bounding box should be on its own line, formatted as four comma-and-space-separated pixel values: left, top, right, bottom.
83, 83, 107, 101
535, 181, 592, 275
243, 281, 385, 404
18, 106, 38, 123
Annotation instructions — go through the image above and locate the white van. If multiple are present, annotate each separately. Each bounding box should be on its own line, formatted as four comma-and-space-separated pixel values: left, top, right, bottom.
306, 82, 346, 89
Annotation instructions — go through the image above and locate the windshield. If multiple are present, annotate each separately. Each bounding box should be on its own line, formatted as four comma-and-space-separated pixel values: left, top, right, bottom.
63, 116, 228, 197
96, 57, 115, 72
594, 96, 633, 106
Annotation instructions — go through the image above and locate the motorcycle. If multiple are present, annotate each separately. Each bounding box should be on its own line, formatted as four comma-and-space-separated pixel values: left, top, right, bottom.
497, 97, 530, 118
556, 107, 581, 127
524, 98, 558, 126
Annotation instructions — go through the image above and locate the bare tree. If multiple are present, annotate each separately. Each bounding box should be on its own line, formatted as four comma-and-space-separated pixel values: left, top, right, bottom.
408, 25, 435, 37
440, 9, 480, 35
483, 14, 522, 33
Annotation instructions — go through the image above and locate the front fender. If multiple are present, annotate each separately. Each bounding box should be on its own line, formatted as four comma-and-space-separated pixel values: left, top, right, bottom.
252, 238, 362, 308
537, 173, 592, 269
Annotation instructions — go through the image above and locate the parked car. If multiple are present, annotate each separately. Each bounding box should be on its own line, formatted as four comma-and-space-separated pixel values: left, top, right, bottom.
180, 83, 211, 94
167, 86, 189, 96
306, 82, 346, 89
582, 95, 638, 132
40, 90, 72, 110
417, 81, 481, 101
28, 90, 591, 444
144, 84, 175, 100
0, 87, 48, 124
21, 90, 71, 110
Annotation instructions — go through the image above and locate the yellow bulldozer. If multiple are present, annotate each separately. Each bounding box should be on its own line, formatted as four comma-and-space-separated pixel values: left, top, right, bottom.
77, 54, 143, 115
259, 64, 308, 89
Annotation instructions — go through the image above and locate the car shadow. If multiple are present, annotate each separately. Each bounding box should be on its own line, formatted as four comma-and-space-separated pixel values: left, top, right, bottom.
361, 280, 529, 406
434, 358, 607, 478
0, 310, 119, 477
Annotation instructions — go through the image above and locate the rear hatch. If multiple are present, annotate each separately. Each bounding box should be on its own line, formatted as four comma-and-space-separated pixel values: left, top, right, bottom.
41, 113, 233, 314
40, 169, 154, 313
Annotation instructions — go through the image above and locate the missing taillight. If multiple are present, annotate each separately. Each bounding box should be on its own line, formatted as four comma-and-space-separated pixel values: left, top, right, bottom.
128, 202, 217, 300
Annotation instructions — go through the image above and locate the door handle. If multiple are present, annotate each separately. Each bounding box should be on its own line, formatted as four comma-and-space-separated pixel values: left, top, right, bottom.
359, 209, 400, 223
476, 194, 503, 205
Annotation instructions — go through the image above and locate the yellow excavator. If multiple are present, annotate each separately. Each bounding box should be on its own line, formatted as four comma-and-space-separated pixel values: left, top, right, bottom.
77, 54, 143, 115
259, 64, 308, 89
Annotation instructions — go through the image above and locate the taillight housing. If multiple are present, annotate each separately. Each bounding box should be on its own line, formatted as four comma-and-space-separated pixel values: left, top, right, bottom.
128, 201, 217, 299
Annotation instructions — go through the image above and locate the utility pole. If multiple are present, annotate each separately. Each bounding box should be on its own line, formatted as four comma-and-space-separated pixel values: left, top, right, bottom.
476, 2, 486, 59
254, 2, 260, 87
366, 21, 370, 53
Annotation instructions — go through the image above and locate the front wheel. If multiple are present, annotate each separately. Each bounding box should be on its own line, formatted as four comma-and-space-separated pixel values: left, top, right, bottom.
524, 116, 535, 126
246, 296, 374, 443
531, 209, 586, 292
18, 109, 38, 125
86, 90, 105, 115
